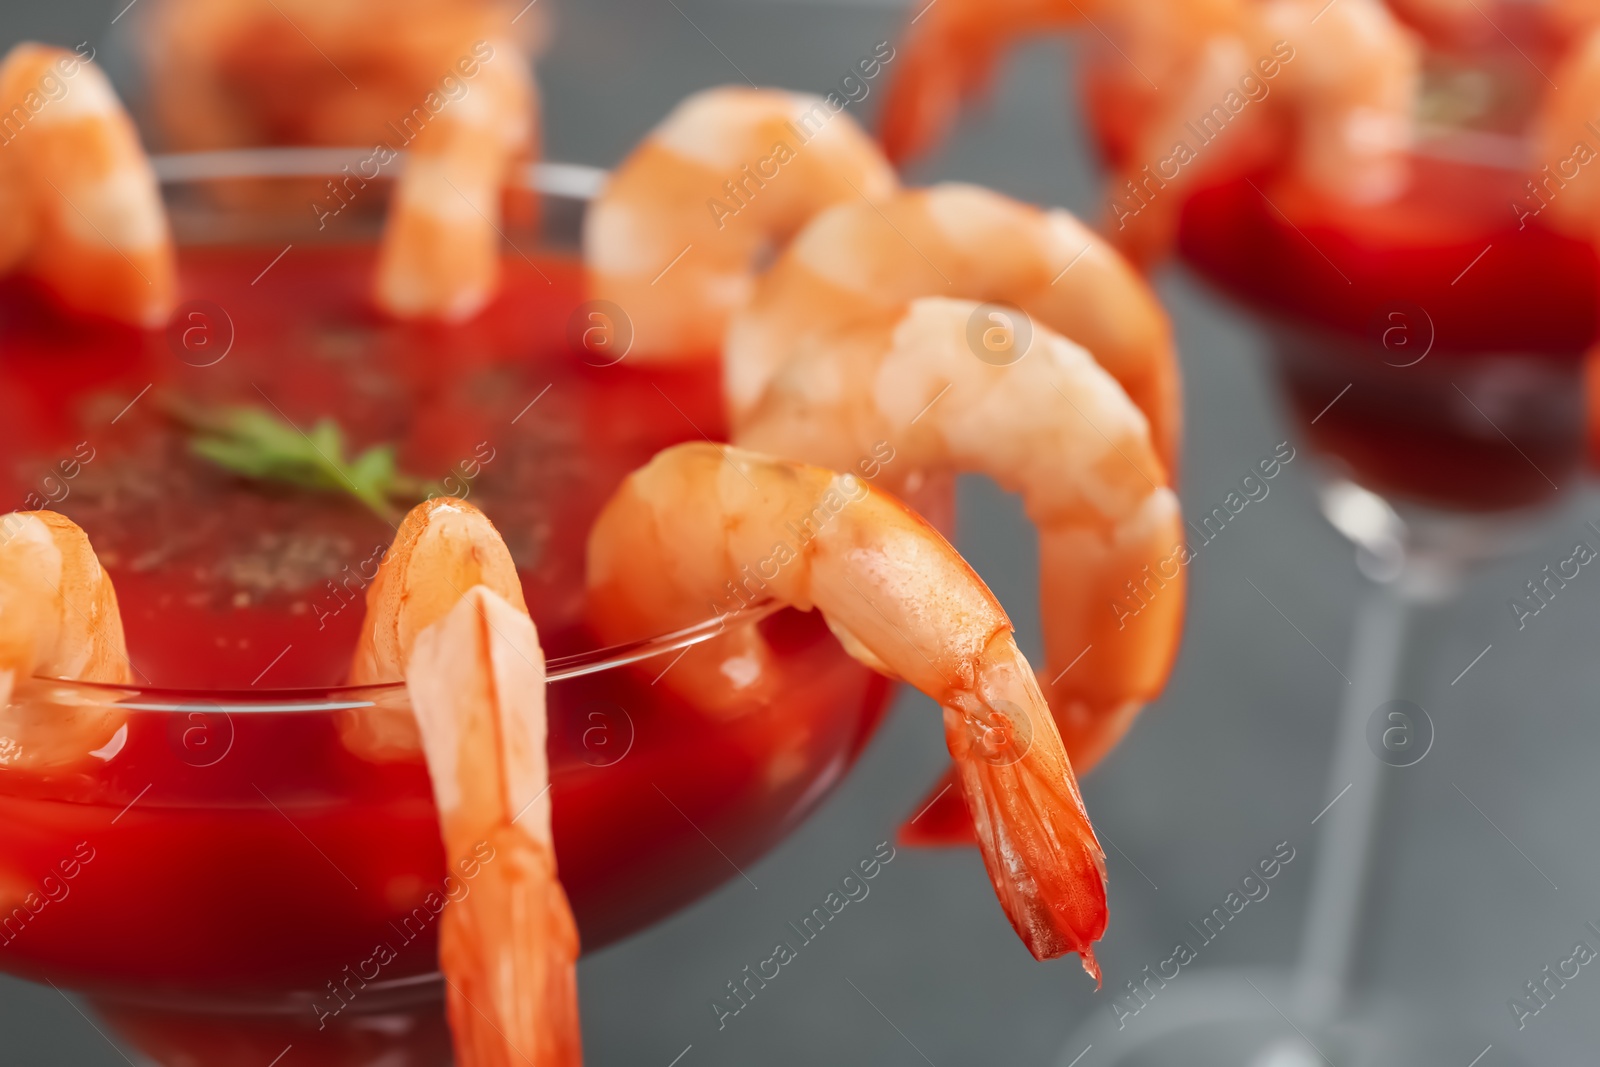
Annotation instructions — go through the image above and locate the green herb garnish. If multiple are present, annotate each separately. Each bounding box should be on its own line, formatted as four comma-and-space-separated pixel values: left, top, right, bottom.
167, 399, 435, 523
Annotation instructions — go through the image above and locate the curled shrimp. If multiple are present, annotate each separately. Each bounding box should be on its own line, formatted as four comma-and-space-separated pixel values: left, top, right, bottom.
1106, 0, 1417, 259
583, 86, 898, 361
725, 182, 1181, 471
586, 442, 1109, 975
878, 0, 1419, 260
374, 38, 540, 321
355, 500, 580, 1064
345, 497, 526, 760
142, 0, 545, 151
0, 511, 131, 770
1533, 26, 1600, 237
737, 297, 1184, 774
0, 44, 175, 326
876, 0, 1114, 165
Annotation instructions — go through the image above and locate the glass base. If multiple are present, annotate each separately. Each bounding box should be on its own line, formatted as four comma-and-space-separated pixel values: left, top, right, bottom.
1055, 968, 1516, 1067
1317, 476, 1563, 595
93, 992, 452, 1067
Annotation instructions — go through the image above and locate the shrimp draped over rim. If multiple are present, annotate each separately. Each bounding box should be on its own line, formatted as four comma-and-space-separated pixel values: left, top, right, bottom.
0, 43, 175, 326
586, 442, 1110, 975
352, 499, 582, 1066
878, 0, 1419, 260
584, 85, 898, 361
736, 296, 1184, 773
0, 511, 131, 770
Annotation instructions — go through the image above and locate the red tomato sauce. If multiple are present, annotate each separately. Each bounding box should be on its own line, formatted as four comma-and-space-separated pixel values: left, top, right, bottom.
0, 246, 893, 1012
1177, 159, 1597, 510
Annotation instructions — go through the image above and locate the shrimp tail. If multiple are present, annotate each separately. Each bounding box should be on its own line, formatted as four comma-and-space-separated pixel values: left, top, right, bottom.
407, 587, 583, 1067
878, 0, 1082, 164
896, 766, 977, 848
588, 442, 1110, 974
443, 825, 582, 1067
942, 639, 1107, 978
877, 21, 995, 165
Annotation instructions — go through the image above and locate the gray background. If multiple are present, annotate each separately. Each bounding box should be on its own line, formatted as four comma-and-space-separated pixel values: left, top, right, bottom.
5, 0, 1600, 1064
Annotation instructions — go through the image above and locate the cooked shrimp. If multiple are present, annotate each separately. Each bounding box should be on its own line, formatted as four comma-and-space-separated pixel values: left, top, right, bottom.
344, 497, 526, 760
374, 39, 539, 321
737, 297, 1184, 773
724, 183, 1181, 470
0, 44, 175, 326
350, 499, 579, 1062
1261, 0, 1418, 196
0, 511, 131, 770
877, 0, 1113, 164
879, 0, 1418, 260
1104, 0, 1417, 259
583, 86, 898, 361
142, 0, 545, 151
407, 586, 582, 1067
1533, 25, 1600, 236
587, 442, 1109, 974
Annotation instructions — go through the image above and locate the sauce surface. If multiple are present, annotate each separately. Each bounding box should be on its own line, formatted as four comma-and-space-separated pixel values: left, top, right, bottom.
0, 245, 721, 689
0, 246, 893, 999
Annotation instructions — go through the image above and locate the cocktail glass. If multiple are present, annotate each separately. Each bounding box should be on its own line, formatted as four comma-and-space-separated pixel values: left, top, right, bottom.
1057, 54, 1592, 1065
0, 150, 897, 1067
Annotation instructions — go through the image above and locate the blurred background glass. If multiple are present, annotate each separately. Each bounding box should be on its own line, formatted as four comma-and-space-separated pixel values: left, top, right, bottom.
3, 0, 1598, 1064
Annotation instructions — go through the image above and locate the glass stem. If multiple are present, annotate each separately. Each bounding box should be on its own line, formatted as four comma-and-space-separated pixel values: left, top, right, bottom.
1289, 573, 1419, 1025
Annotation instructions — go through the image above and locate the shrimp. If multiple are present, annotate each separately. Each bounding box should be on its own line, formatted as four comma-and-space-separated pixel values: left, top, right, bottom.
352, 499, 580, 1064
0, 511, 131, 770
0, 44, 175, 327
374, 38, 539, 320
407, 587, 582, 1067
586, 442, 1109, 975
1533, 25, 1600, 237
878, 0, 1419, 261
1105, 0, 1417, 260
876, 0, 1115, 165
583, 86, 898, 362
736, 297, 1185, 774
724, 183, 1181, 471
344, 497, 526, 760
141, 0, 546, 151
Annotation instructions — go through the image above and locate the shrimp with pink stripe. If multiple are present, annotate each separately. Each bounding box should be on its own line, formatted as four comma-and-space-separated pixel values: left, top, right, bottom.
879, 0, 1420, 260
374, 38, 540, 321
584, 85, 898, 360
586, 442, 1110, 976
0, 511, 132, 771
724, 182, 1182, 469
735, 296, 1184, 777
0, 43, 175, 326
351, 498, 582, 1066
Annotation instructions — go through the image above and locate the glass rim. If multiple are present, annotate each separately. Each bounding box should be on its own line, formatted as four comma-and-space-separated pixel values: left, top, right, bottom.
149, 146, 608, 199
23, 147, 764, 707
33, 600, 779, 710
